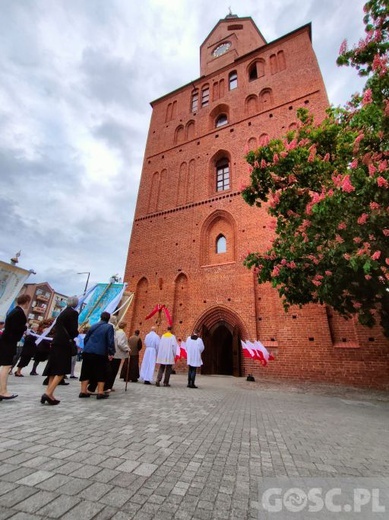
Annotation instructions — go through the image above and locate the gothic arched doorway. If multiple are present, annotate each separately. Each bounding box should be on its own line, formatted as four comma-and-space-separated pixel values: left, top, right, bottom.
202, 324, 233, 375
194, 306, 248, 377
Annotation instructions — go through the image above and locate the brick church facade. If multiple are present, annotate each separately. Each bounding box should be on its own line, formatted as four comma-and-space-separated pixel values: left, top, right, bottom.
123, 13, 389, 389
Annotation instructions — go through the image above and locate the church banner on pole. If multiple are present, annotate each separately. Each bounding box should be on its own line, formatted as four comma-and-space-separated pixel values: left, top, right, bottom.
0, 261, 33, 321
78, 282, 128, 327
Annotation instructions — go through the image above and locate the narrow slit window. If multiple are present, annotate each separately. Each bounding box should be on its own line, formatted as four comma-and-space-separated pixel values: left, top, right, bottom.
202, 86, 209, 107
216, 235, 227, 253
191, 90, 198, 112
249, 64, 258, 81
229, 71, 237, 90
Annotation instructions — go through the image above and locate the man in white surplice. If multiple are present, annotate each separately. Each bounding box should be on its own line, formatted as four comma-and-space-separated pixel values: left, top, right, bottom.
186, 330, 205, 389
140, 326, 160, 385
155, 326, 178, 387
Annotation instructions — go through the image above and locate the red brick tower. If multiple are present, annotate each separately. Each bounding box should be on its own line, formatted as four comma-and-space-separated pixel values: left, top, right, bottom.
124, 14, 389, 388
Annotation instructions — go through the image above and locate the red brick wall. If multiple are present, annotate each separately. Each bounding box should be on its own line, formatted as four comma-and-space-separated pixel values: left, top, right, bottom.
124, 18, 389, 390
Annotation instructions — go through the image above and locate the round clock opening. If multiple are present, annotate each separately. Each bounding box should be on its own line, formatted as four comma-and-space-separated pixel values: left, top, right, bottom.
213, 42, 231, 57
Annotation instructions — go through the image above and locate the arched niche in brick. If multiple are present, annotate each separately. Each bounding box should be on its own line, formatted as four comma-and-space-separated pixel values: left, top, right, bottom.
259, 88, 273, 111
132, 276, 149, 330
174, 125, 185, 144
200, 209, 237, 266
186, 120, 195, 140
148, 171, 160, 214
270, 51, 286, 74
176, 162, 188, 207
209, 149, 232, 196
187, 159, 196, 203
165, 100, 177, 123
245, 94, 258, 116
209, 103, 230, 131
158, 169, 167, 211
277, 50, 286, 71
258, 133, 270, 146
247, 136, 258, 151
173, 272, 189, 329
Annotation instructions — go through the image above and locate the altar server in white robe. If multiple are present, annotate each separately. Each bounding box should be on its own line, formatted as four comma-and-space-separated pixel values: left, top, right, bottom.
155, 326, 178, 387
140, 326, 160, 384
186, 330, 205, 389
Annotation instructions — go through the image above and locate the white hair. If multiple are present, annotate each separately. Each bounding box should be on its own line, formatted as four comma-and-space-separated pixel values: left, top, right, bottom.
67, 296, 79, 308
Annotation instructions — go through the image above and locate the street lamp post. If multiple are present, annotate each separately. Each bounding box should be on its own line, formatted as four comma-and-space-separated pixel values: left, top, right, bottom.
77, 272, 90, 295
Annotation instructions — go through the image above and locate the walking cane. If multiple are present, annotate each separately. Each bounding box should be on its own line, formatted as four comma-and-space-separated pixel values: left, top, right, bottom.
125, 354, 130, 392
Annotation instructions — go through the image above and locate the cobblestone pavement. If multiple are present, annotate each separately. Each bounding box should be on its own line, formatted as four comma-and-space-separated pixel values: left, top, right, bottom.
0, 365, 388, 519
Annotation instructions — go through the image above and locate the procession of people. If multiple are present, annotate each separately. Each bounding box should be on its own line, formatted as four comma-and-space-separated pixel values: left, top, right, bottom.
0, 297, 206, 404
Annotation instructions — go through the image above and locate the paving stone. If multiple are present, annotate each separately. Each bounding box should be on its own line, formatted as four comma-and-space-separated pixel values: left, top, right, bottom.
36, 494, 81, 518
15, 470, 53, 487
59, 499, 106, 520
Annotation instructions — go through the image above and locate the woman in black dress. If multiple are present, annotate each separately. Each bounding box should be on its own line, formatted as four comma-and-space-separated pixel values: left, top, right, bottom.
0, 294, 31, 400
41, 296, 79, 405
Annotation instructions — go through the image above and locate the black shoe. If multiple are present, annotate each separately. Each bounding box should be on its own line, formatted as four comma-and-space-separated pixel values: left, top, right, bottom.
79, 393, 91, 398
70, 376, 78, 379
59, 380, 69, 386
155, 382, 160, 387
0, 393, 18, 400
192, 384, 198, 389
144, 381, 151, 385
163, 383, 171, 387
40, 394, 60, 405
96, 393, 109, 399
30, 371, 38, 376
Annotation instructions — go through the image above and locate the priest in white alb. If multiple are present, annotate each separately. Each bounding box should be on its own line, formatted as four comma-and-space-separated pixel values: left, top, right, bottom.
185, 329, 205, 389
155, 326, 178, 387
140, 326, 160, 385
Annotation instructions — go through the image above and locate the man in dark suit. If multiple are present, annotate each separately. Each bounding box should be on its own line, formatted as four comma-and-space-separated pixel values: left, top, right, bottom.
0, 294, 31, 400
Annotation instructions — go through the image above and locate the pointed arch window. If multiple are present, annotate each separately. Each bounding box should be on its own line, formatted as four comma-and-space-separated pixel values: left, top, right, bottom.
216, 234, 227, 254
216, 158, 230, 192
229, 71, 237, 90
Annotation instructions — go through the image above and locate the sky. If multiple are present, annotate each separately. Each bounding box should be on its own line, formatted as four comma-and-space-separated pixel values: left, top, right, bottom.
0, 0, 367, 297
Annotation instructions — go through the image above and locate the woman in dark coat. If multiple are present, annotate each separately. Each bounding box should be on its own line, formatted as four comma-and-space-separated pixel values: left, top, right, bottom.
41, 296, 79, 405
0, 294, 31, 400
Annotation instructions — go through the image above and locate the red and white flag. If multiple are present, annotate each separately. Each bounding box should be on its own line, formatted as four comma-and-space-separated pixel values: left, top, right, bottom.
242, 340, 255, 359
241, 340, 274, 366
253, 340, 274, 366
175, 340, 187, 362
